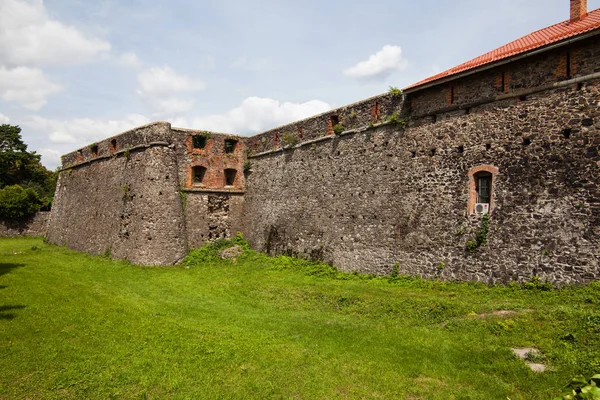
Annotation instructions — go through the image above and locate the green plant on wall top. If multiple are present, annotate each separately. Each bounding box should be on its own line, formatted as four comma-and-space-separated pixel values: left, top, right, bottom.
243, 160, 252, 173
281, 132, 299, 147
333, 124, 345, 135
385, 113, 407, 129
389, 86, 403, 98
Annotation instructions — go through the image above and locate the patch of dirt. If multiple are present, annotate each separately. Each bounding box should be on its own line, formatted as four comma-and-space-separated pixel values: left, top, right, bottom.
476, 309, 533, 318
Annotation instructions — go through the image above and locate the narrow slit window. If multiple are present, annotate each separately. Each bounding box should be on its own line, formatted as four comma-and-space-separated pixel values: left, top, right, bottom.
450, 86, 455, 104
330, 115, 340, 127
224, 139, 238, 154
110, 139, 117, 153
193, 135, 207, 149
192, 166, 207, 185
566, 52, 572, 79
501, 71, 506, 92
224, 169, 237, 186
475, 172, 492, 204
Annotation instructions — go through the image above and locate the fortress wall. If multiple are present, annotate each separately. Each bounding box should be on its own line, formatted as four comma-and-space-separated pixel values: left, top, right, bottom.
243, 81, 600, 285
246, 94, 402, 155
0, 212, 50, 237
183, 193, 245, 249
47, 122, 187, 265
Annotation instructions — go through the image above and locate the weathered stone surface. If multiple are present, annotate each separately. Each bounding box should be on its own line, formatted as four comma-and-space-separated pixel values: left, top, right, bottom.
45, 34, 600, 285
0, 212, 49, 237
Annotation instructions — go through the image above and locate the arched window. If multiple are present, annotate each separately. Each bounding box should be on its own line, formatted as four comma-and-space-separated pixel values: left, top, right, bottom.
468, 165, 498, 215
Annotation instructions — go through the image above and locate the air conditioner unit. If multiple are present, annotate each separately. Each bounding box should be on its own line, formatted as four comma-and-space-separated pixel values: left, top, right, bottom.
474, 203, 490, 215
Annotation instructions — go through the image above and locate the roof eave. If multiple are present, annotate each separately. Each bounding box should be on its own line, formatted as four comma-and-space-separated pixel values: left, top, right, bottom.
403, 28, 600, 94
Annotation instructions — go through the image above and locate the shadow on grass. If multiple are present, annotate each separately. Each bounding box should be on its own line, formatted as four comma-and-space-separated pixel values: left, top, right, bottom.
0, 305, 26, 320
0, 263, 24, 278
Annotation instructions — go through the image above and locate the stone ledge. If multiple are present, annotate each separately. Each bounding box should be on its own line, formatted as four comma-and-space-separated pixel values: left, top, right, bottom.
59, 141, 171, 171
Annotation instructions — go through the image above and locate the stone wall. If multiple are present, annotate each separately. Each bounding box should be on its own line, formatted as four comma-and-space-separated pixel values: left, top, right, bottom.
243, 79, 600, 285
47, 122, 188, 265
0, 212, 50, 237
46, 31, 600, 283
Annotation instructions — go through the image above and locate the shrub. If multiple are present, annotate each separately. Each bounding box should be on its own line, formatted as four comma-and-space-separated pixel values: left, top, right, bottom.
0, 185, 41, 219
554, 374, 600, 399
333, 124, 345, 135
389, 86, 403, 98
243, 160, 252, 172
281, 133, 299, 147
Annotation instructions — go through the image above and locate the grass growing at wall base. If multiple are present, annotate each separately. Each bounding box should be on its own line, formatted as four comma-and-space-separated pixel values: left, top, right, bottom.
1, 237, 599, 399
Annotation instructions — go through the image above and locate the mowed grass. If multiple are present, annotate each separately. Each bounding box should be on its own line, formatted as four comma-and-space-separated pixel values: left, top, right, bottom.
0, 237, 599, 399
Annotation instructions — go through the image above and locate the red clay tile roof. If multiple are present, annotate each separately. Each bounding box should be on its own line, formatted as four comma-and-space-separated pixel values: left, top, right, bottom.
404, 8, 600, 91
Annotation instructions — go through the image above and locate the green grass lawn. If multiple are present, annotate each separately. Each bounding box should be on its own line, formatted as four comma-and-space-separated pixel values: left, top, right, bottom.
0, 237, 599, 399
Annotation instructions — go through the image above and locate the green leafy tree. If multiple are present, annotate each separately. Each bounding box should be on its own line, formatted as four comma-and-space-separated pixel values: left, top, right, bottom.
0, 185, 41, 219
0, 124, 57, 214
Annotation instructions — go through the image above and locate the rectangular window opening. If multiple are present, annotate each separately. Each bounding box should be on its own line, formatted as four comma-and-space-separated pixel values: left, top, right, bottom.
192, 166, 207, 185
566, 52, 572, 79
476, 175, 492, 204
224, 168, 237, 186
224, 139, 238, 153
91, 144, 99, 157
193, 135, 207, 149
330, 115, 340, 127
450, 86, 455, 104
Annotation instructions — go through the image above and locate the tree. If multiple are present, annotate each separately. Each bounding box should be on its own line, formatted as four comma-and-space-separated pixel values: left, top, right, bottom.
0, 185, 41, 219
0, 124, 57, 216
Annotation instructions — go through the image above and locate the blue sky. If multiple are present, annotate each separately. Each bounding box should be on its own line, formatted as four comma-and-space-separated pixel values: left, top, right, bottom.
1, 0, 599, 168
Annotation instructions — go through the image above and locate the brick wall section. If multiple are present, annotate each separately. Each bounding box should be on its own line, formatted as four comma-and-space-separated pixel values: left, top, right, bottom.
0, 212, 50, 237
409, 36, 600, 117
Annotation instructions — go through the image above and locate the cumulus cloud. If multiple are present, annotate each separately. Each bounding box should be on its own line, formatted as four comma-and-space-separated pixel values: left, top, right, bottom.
38, 148, 62, 168
23, 114, 151, 145
185, 97, 332, 134
0, 66, 62, 110
343, 45, 408, 80
0, 0, 111, 67
118, 52, 141, 68
137, 66, 205, 95
0, 113, 9, 124
137, 66, 206, 115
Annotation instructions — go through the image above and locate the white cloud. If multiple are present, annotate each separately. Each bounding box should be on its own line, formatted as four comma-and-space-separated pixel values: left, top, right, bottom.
185, 97, 332, 134
0, 0, 111, 68
137, 66, 206, 115
137, 66, 205, 95
23, 114, 151, 145
0, 66, 62, 110
0, 113, 9, 124
118, 52, 141, 68
38, 148, 62, 169
343, 45, 408, 80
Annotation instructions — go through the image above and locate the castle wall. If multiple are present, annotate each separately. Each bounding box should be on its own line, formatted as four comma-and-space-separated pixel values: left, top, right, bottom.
47, 122, 187, 265
0, 212, 50, 237
242, 81, 600, 284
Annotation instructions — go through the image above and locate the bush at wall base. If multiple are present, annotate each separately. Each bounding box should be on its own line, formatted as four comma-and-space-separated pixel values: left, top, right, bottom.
0, 185, 41, 219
